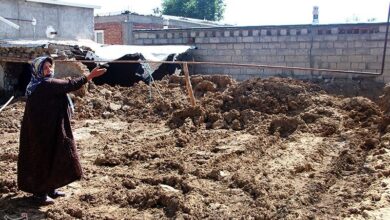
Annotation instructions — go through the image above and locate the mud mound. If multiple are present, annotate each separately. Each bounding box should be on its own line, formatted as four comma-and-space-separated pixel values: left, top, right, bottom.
342, 97, 382, 128
3, 75, 390, 219
126, 185, 186, 217
0, 99, 24, 134
167, 77, 315, 131
269, 116, 303, 137
168, 106, 205, 129
72, 76, 383, 133
378, 83, 390, 113
169, 74, 235, 92
74, 79, 189, 122
225, 77, 322, 114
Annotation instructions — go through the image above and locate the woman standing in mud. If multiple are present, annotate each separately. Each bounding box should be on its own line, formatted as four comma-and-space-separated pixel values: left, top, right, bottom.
18, 56, 106, 205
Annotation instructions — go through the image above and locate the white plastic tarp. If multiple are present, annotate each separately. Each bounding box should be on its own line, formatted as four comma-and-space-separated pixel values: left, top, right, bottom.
0, 39, 194, 62
87, 45, 194, 61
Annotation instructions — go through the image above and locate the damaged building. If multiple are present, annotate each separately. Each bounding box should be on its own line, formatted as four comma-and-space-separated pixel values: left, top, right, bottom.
0, 0, 98, 99
0, 0, 194, 101
0, 40, 193, 99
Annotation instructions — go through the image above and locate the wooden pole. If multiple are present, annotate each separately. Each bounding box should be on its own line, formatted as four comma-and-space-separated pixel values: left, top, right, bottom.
183, 62, 196, 107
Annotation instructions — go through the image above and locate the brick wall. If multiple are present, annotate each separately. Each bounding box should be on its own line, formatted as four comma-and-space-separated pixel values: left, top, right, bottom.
132, 23, 390, 82
95, 22, 123, 45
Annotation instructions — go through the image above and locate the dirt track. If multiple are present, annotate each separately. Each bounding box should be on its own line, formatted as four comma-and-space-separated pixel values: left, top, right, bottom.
1, 76, 390, 219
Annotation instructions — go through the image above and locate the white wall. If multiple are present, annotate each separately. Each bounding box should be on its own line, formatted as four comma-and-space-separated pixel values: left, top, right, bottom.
0, 0, 94, 40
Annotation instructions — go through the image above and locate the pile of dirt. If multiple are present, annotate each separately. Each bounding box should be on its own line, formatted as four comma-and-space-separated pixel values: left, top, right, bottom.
0, 99, 24, 134
74, 76, 325, 131
1, 75, 390, 219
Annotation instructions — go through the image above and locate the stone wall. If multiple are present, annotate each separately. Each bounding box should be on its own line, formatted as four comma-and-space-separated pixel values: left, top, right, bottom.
0, 43, 90, 95
132, 23, 390, 82
0, 0, 94, 40
0, 60, 87, 97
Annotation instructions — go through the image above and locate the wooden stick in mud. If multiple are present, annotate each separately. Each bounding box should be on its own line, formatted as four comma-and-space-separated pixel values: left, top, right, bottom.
0, 96, 14, 113
183, 63, 196, 107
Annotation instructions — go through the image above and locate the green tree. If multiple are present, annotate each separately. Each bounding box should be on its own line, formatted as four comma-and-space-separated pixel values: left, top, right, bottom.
162, 0, 225, 21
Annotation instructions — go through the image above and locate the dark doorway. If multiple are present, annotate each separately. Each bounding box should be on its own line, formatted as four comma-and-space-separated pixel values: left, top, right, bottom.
4, 62, 31, 96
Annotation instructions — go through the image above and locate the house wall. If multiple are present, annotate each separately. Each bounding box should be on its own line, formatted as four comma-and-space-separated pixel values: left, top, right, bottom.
95, 14, 166, 45
0, 0, 94, 40
132, 23, 390, 82
94, 13, 224, 45
95, 22, 123, 45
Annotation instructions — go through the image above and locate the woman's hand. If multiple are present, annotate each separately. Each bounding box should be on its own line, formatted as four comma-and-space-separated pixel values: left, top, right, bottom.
86, 67, 107, 81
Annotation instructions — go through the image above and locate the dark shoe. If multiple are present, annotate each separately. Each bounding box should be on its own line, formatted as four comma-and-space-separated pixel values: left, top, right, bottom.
32, 194, 55, 205
48, 189, 66, 198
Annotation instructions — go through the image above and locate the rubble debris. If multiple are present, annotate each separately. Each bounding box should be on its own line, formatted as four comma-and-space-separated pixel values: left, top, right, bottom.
1, 76, 390, 219
0, 40, 194, 95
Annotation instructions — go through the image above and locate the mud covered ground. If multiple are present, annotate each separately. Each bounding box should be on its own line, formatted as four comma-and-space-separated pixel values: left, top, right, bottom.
1, 75, 390, 219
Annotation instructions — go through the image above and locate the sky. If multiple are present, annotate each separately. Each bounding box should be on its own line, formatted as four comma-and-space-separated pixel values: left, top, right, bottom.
72, 0, 389, 26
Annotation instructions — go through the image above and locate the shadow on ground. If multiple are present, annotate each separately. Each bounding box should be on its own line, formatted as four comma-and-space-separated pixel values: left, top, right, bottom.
0, 195, 46, 220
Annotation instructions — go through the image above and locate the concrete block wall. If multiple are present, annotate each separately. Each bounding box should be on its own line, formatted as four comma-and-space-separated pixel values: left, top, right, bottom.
133, 23, 390, 82
0, 0, 94, 40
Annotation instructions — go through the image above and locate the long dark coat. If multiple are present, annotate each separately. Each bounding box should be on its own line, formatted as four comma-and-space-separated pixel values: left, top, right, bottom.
18, 76, 87, 194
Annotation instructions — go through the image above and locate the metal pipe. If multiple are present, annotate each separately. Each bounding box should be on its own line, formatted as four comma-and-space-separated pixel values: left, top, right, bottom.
0, 16, 20, 29
0, 57, 382, 76
0, 96, 14, 113
3, 17, 34, 22
381, 2, 390, 75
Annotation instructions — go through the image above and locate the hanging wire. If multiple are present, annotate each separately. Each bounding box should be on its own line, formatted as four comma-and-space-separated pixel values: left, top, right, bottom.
139, 60, 163, 101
